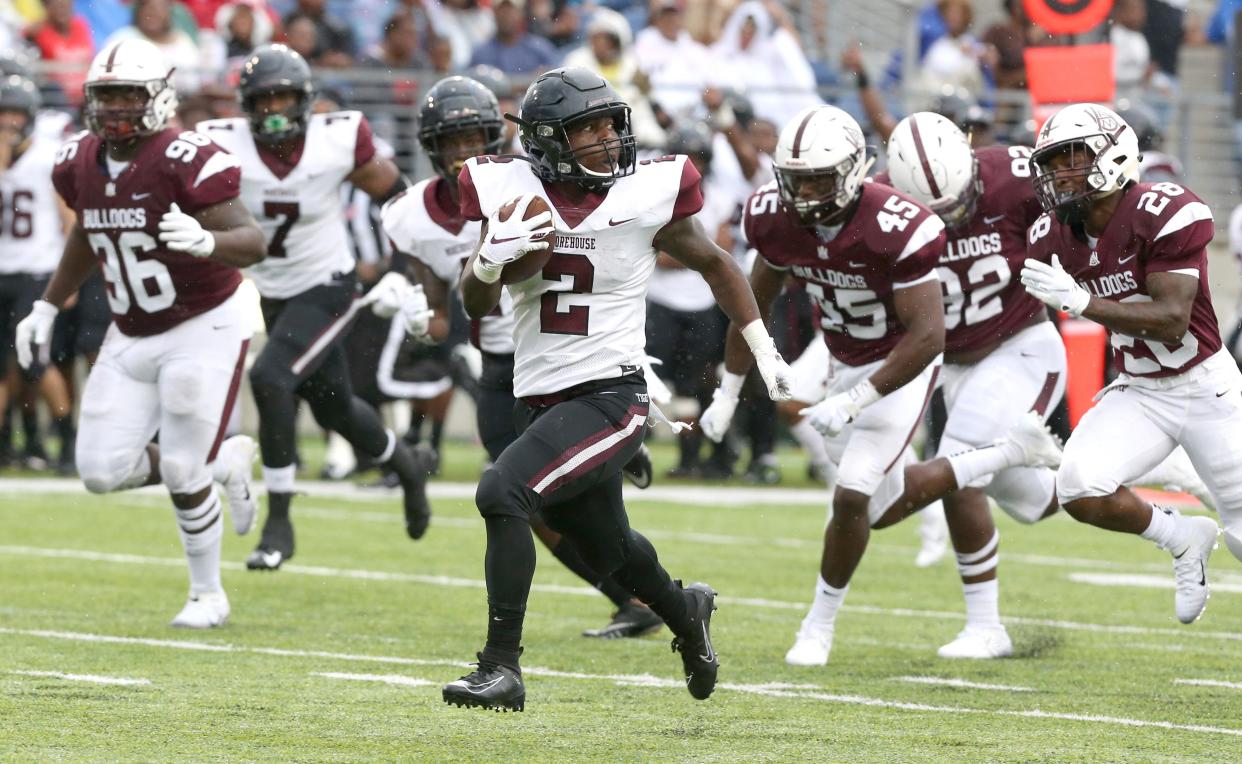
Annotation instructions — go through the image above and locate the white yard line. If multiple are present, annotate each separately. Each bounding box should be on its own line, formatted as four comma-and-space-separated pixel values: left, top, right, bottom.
892, 676, 1035, 692
1069, 572, 1242, 594
11, 669, 150, 686
1174, 678, 1242, 690
4, 626, 1241, 738
311, 672, 434, 688
3, 544, 1242, 645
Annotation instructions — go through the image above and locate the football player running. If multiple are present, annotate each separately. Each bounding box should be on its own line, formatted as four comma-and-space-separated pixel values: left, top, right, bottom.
441, 67, 793, 711
376, 75, 662, 640
16, 40, 266, 627
199, 45, 431, 571
701, 106, 1062, 667
1021, 103, 1238, 623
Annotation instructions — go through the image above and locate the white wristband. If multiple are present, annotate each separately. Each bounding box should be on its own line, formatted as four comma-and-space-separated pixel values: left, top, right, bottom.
740, 319, 775, 356
718, 371, 745, 399
472, 256, 504, 285
849, 379, 881, 409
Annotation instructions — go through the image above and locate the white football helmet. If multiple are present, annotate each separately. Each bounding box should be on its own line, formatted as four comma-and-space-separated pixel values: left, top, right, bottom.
773, 105, 873, 226
886, 112, 979, 228
84, 38, 177, 142
1031, 103, 1140, 223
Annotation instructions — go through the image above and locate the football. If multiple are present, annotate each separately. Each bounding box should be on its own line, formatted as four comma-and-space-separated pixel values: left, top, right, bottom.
494, 194, 555, 284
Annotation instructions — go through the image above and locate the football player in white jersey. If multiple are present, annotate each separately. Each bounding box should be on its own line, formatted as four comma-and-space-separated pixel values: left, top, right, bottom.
199, 45, 431, 570
440, 67, 794, 712
375, 75, 664, 640
0, 75, 78, 471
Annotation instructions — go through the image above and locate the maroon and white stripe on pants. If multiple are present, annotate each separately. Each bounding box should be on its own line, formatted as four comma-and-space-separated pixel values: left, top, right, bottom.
527, 404, 647, 495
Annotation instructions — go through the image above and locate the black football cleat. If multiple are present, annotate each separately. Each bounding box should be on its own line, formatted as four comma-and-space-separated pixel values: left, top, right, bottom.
622, 444, 653, 489
582, 601, 664, 639
670, 582, 719, 700
443, 655, 525, 712
389, 442, 433, 540
246, 509, 294, 571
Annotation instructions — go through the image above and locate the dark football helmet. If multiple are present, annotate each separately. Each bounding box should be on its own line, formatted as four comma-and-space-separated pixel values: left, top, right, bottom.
510, 67, 636, 190
666, 121, 714, 173
1114, 98, 1163, 152
0, 75, 40, 145
465, 65, 513, 102
419, 76, 506, 181
0, 50, 33, 80
239, 44, 315, 144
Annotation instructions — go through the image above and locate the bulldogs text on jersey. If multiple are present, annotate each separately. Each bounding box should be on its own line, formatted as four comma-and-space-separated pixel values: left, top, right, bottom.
458, 154, 702, 397
744, 181, 945, 366
1026, 181, 1219, 378
199, 111, 376, 299
51, 128, 243, 336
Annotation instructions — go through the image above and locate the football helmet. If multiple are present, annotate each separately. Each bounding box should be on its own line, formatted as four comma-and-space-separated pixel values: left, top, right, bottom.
238, 44, 314, 144
886, 112, 979, 228
83, 39, 177, 142
1114, 97, 1163, 152
0, 75, 40, 145
773, 105, 872, 226
0, 50, 33, 80
511, 67, 636, 190
466, 65, 513, 102
931, 85, 993, 134
666, 121, 714, 173
1031, 103, 1140, 225
419, 76, 506, 182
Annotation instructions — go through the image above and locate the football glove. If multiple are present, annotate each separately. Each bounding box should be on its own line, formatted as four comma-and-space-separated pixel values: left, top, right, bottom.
1020, 255, 1090, 317
158, 203, 215, 258
14, 299, 57, 370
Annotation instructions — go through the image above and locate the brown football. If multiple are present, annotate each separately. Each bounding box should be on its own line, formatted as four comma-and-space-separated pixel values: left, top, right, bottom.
494, 194, 555, 284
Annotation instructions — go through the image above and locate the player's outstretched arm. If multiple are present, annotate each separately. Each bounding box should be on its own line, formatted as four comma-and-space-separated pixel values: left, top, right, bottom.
1079, 271, 1196, 344
872, 279, 945, 394
656, 215, 793, 403
161, 199, 266, 268
407, 258, 451, 342
347, 155, 408, 206
459, 227, 503, 319
41, 223, 98, 309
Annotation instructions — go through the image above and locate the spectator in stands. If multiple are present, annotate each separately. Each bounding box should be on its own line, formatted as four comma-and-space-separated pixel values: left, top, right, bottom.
981, 0, 1035, 89
430, 0, 497, 70
361, 10, 429, 70
284, 11, 319, 62
562, 7, 664, 146
1112, 0, 1152, 99
24, 0, 94, 106
427, 34, 455, 75
918, 0, 995, 96
633, 0, 713, 119
215, 0, 274, 63
529, 0, 580, 49
1143, 0, 1187, 92
104, 0, 206, 91
469, 0, 560, 74
77, 0, 132, 44
709, 1, 820, 126
284, 0, 354, 67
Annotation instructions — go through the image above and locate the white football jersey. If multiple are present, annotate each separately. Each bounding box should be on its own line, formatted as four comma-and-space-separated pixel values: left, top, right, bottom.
382, 176, 516, 355
199, 111, 373, 299
0, 133, 65, 275
459, 154, 704, 397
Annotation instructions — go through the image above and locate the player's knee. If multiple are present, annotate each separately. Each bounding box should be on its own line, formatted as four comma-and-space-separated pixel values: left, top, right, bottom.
161, 365, 204, 416
159, 451, 210, 495
831, 488, 871, 521
248, 358, 291, 398
77, 449, 135, 494
1054, 459, 1115, 506
475, 463, 532, 519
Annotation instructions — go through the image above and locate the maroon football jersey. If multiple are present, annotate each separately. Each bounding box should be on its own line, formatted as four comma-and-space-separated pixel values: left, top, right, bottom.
744, 180, 946, 366
1026, 181, 1220, 379
52, 128, 243, 337
878, 145, 1046, 354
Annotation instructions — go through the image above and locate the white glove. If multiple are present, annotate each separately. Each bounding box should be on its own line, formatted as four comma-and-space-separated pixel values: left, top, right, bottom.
473, 194, 554, 284
799, 380, 881, 438
362, 272, 415, 319
397, 286, 435, 339
1020, 255, 1090, 317
15, 299, 57, 370
158, 203, 215, 258
700, 372, 744, 443
740, 320, 793, 400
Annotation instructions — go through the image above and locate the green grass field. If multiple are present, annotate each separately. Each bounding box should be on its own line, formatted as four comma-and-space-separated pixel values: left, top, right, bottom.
2, 447, 1242, 762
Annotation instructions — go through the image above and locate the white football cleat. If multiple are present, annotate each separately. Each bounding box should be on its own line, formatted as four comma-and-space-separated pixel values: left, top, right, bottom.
171, 590, 230, 629
1004, 411, 1062, 469
916, 501, 949, 568
213, 435, 258, 535
785, 621, 834, 666
937, 625, 1013, 659
1171, 515, 1219, 624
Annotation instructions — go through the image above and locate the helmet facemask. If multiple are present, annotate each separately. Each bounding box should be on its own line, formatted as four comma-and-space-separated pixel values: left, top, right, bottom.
423, 121, 504, 182
774, 153, 863, 227
1032, 138, 1108, 227
520, 104, 636, 191
243, 86, 313, 145
85, 79, 176, 142
931, 153, 981, 230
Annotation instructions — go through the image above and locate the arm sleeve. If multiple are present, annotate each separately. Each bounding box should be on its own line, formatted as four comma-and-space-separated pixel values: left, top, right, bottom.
51, 155, 77, 208
1146, 198, 1215, 274
354, 114, 377, 170
891, 216, 945, 287
177, 144, 242, 212
670, 158, 704, 223
457, 163, 484, 221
